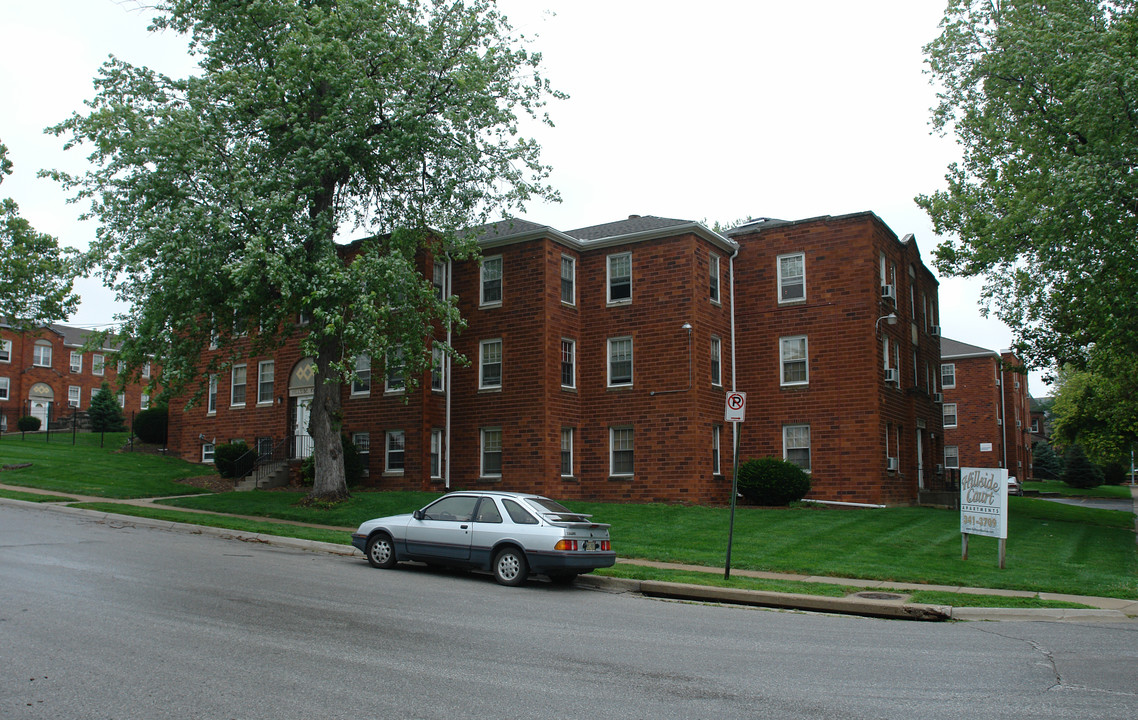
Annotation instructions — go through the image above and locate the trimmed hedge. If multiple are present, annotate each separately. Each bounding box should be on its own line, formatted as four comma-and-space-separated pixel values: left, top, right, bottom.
132, 406, 168, 444
214, 441, 254, 479
736, 457, 812, 506
17, 415, 41, 432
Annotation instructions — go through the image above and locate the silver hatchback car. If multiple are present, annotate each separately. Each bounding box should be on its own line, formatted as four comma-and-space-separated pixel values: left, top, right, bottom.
350, 491, 616, 586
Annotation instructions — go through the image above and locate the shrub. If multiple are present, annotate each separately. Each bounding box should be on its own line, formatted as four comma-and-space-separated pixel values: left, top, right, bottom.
1031, 441, 1063, 480
736, 457, 811, 506
89, 383, 125, 432
132, 405, 168, 444
214, 441, 254, 479
1061, 444, 1104, 489
299, 435, 364, 487
16, 415, 41, 432
1102, 461, 1128, 486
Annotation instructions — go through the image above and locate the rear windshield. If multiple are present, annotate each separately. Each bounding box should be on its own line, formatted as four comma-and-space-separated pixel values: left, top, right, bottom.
524, 497, 589, 522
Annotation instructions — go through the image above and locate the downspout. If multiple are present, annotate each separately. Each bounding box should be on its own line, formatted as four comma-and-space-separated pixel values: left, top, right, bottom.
445, 256, 453, 490
999, 358, 1008, 472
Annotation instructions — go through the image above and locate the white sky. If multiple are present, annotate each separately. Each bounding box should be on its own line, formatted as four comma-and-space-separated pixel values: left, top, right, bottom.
0, 0, 1050, 393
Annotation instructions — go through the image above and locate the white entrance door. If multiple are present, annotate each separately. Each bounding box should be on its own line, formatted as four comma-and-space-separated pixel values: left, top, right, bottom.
294, 396, 313, 458
30, 400, 51, 426
916, 429, 926, 490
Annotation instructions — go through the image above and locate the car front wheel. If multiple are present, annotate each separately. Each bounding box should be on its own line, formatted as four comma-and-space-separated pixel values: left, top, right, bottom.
492, 546, 528, 586
365, 533, 397, 569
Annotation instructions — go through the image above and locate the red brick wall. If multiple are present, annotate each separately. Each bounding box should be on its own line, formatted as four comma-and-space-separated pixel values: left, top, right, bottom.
942, 354, 1003, 471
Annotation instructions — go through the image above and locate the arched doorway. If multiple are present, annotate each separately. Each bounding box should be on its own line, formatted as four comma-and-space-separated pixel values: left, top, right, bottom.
288, 358, 315, 458
28, 383, 54, 426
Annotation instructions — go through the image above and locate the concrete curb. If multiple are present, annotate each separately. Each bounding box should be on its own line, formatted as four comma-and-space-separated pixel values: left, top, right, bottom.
4, 497, 1134, 623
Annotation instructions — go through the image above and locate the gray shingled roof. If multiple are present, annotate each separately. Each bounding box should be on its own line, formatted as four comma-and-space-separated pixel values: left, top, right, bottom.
467, 217, 552, 244
940, 337, 997, 359
564, 215, 695, 241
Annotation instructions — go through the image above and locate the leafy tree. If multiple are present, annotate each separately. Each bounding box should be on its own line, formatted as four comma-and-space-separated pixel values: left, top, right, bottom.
1061, 443, 1104, 489
89, 383, 125, 433
1031, 440, 1063, 480
917, 1, 1138, 371
1049, 347, 1138, 466
0, 141, 78, 327
48, 0, 560, 500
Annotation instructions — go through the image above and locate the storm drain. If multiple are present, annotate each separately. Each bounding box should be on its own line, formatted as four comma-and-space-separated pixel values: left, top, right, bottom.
855, 592, 906, 601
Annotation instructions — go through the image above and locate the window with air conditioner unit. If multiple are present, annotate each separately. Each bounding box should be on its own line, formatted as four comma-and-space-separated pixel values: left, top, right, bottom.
997, 417, 1003, 426
884, 368, 899, 384
886, 456, 898, 471
935, 463, 944, 473
929, 325, 940, 337
881, 284, 896, 302
932, 392, 943, 403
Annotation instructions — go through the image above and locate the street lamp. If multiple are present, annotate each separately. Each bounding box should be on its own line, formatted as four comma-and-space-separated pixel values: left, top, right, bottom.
875, 313, 899, 336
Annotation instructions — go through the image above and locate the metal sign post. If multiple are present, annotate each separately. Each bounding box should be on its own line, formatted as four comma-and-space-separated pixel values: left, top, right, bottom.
724, 392, 746, 580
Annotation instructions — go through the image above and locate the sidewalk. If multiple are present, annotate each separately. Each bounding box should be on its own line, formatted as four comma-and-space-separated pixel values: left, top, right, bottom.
2, 482, 1136, 623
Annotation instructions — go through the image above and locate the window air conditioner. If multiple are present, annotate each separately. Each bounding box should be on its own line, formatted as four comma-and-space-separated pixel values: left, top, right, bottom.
932, 392, 943, 403
887, 457, 898, 471
1016, 419, 1022, 428
884, 368, 899, 384
997, 418, 1003, 426
881, 284, 896, 302
935, 463, 944, 473
929, 325, 940, 337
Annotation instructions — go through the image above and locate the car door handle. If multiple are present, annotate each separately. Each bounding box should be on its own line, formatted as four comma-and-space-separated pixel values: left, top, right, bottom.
460, 525, 468, 529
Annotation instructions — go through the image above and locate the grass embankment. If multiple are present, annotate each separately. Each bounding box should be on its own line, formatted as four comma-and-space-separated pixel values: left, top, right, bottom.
1023, 479, 1135, 499
2, 432, 1134, 605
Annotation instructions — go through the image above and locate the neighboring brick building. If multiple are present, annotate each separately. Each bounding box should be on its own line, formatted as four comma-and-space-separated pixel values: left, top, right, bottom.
726, 214, 946, 506
165, 212, 948, 506
940, 338, 1033, 482
0, 322, 157, 431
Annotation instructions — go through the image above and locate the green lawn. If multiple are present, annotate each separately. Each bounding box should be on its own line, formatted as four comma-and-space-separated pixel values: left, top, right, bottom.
3, 435, 1135, 601
1023, 479, 1135, 499
0, 432, 210, 498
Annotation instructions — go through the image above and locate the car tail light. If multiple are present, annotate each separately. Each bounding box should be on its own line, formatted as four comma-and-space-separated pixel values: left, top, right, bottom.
602, 540, 611, 551
554, 539, 577, 551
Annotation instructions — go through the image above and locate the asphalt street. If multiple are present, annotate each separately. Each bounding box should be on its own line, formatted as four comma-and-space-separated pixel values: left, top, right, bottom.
3, 503, 1137, 720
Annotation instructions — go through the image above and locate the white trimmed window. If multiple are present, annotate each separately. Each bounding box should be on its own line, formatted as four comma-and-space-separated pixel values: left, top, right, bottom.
93, 354, 105, 376
608, 336, 633, 387
944, 445, 959, 469
141, 393, 150, 410
710, 336, 722, 386
607, 252, 632, 303
385, 430, 405, 473
560, 427, 574, 477
561, 339, 575, 389
561, 255, 575, 305
385, 348, 405, 393
709, 253, 721, 303
481, 427, 502, 478
431, 346, 445, 391
0, 376, 9, 401
712, 425, 722, 475
202, 443, 215, 463
481, 256, 502, 306
351, 355, 370, 396
70, 351, 83, 373
941, 363, 956, 389
68, 385, 80, 408
430, 429, 442, 478
0, 339, 11, 363
780, 336, 808, 386
142, 362, 151, 379
479, 339, 502, 389
943, 403, 958, 428
231, 365, 247, 407
433, 261, 446, 300
258, 360, 275, 405
33, 340, 52, 367
208, 374, 218, 414
778, 252, 805, 302
117, 392, 126, 408
783, 424, 811, 471
610, 426, 634, 476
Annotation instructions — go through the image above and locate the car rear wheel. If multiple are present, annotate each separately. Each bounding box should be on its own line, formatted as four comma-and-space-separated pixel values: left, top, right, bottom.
365, 533, 397, 569
492, 546, 528, 586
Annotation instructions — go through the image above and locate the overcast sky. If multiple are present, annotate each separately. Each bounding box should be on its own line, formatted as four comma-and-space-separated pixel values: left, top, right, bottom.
0, 0, 1049, 393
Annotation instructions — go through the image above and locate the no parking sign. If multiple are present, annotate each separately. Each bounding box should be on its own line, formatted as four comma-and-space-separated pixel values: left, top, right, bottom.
724, 391, 746, 422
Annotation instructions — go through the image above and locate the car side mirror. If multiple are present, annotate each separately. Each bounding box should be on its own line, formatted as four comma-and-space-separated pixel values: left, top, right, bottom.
413, 509, 424, 521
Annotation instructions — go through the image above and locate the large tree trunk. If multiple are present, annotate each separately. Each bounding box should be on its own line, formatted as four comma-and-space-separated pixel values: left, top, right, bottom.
308, 339, 349, 501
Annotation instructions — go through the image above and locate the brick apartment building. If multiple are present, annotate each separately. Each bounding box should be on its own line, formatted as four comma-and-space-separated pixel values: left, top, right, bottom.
0, 322, 156, 432
726, 214, 946, 506
165, 212, 949, 506
940, 337, 1033, 481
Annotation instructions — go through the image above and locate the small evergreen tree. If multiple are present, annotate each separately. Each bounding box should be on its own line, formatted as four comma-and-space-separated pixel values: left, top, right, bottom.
1032, 441, 1063, 480
736, 457, 812, 506
1061, 444, 1104, 489
88, 383, 124, 432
